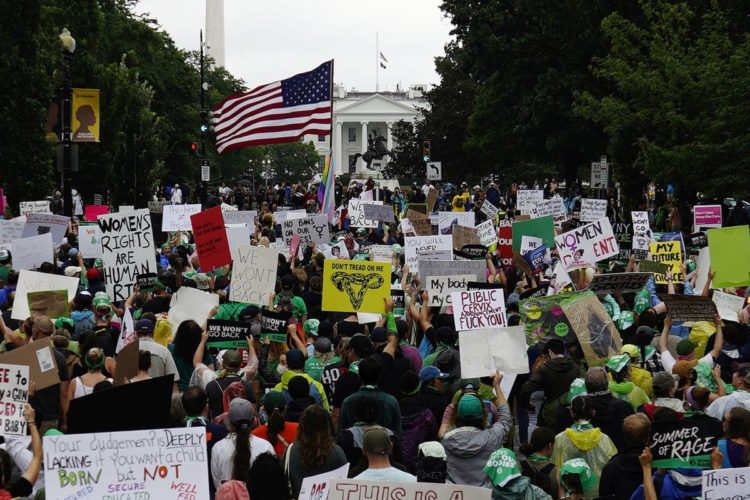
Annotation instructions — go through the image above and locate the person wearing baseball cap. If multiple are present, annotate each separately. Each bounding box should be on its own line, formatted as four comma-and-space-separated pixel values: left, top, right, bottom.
135, 318, 180, 392
353, 427, 416, 482
0, 248, 12, 284
417, 366, 452, 423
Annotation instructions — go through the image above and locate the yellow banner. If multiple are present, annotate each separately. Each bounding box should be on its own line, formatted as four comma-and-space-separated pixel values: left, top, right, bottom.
72, 88, 100, 142
322, 260, 390, 314
649, 241, 683, 285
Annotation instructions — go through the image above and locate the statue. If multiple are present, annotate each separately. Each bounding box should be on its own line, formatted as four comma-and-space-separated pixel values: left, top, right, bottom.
349, 133, 391, 169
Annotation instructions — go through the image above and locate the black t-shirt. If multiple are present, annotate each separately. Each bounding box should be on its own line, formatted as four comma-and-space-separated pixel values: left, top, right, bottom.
321, 361, 347, 403
372, 350, 414, 399
95, 325, 117, 358
7, 477, 33, 497
30, 348, 70, 421
332, 371, 360, 408
300, 291, 323, 320
205, 376, 256, 420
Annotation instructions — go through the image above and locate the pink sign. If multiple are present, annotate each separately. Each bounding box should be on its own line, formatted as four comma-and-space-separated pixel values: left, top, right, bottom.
84, 204, 110, 221
694, 205, 722, 229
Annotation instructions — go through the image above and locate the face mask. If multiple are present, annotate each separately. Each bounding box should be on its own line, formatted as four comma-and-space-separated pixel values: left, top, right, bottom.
277, 365, 287, 375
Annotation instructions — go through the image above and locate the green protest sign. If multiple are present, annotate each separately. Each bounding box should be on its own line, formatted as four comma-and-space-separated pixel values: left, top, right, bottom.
707, 226, 750, 288
512, 216, 555, 254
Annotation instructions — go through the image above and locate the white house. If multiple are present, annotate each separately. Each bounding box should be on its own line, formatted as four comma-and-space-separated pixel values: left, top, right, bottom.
304, 84, 429, 175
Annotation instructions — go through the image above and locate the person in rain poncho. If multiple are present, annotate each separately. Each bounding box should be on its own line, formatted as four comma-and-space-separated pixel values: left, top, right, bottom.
606, 354, 651, 409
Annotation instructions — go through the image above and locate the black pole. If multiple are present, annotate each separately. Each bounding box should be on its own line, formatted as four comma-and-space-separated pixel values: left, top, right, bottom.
200, 30, 206, 157
61, 50, 73, 217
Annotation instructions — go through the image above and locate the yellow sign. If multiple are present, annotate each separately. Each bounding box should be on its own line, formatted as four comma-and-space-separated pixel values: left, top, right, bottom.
649, 241, 683, 285
72, 88, 100, 142
322, 260, 390, 314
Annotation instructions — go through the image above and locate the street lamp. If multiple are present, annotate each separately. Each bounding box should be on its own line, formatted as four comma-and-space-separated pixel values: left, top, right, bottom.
58, 28, 76, 217
262, 159, 271, 188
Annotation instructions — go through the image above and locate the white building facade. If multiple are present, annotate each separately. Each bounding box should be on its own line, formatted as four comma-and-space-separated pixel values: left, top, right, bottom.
304, 85, 429, 175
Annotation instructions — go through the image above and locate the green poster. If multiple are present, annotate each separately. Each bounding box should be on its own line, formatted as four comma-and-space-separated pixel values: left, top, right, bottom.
707, 226, 750, 288
511, 216, 556, 254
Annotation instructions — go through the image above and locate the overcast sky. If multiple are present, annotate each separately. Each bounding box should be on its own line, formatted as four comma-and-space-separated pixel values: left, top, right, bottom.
134, 0, 454, 92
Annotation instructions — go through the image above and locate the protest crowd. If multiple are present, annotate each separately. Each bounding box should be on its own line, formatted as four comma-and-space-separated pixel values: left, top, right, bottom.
0, 175, 749, 500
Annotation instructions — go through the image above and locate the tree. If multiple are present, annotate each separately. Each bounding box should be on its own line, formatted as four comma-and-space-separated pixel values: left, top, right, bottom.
266, 141, 320, 183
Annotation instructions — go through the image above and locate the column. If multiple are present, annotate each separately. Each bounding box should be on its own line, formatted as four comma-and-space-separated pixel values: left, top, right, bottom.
359, 121, 368, 171
386, 122, 393, 161
334, 121, 343, 175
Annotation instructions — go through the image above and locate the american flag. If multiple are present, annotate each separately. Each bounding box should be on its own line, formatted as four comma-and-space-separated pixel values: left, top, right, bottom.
212, 61, 332, 154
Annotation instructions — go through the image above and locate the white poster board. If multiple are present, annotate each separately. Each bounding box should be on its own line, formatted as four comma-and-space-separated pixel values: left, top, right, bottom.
281, 215, 330, 246
225, 225, 251, 262
694, 247, 712, 292
162, 204, 202, 232
298, 463, 350, 500
580, 199, 608, 222
404, 235, 452, 272
348, 199, 382, 228
168, 286, 220, 334
480, 200, 499, 220
451, 288, 507, 331
555, 218, 618, 271
12, 270, 79, 320
11, 233, 54, 271
426, 274, 474, 307
21, 213, 70, 245
19, 201, 50, 215
369, 245, 393, 263
632, 211, 652, 251
0, 363, 30, 436
0, 216, 26, 245
517, 190, 544, 214
475, 220, 497, 247
328, 478, 491, 500
702, 467, 750, 500
229, 245, 278, 305
78, 224, 104, 259
459, 326, 530, 378
222, 210, 257, 227
713, 291, 745, 322
437, 211, 474, 233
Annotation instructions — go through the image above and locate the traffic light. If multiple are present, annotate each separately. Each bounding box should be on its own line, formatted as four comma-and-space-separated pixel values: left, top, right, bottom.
189, 142, 198, 156
200, 110, 208, 134
422, 140, 431, 162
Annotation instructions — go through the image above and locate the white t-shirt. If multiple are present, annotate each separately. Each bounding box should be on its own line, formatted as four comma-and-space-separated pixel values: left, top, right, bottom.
211, 434, 275, 489
355, 466, 416, 483
660, 350, 714, 375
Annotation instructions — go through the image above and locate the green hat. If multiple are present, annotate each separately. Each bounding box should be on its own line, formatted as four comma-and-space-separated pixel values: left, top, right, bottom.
676, 339, 696, 356
93, 293, 112, 310
634, 289, 651, 315
44, 428, 64, 437
616, 310, 635, 331
686, 260, 697, 273
391, 243, 402, 254
303, 319, 320, 336
262, 391, 287, 411
94, 258, 104, 269
567, 378, 587, 403
606, 354, 630, 373
457, 393, 484, 421
560, 458, 597, 493
484, 448, 522, 487
54, 317, 75, 330
161, 243, 171, 249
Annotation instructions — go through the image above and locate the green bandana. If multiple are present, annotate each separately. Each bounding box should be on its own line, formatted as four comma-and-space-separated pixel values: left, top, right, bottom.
484, 448, 522, 487
606, 354, 630, 373
560, 458, 597, 493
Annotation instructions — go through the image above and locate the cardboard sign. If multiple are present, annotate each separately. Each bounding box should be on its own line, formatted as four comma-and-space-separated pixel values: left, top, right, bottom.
348, 199, 382, 228
555, 218, 618, 271
229, 245, 278, 306
78, 224, 104, 259
426, 188, 438, 213
437, 211, 474, 234
161, 204, 202, 232
44, 426, 209, 499
147, 200, 169, 214
19, 200, 50, 215
481, 200, 499, 220
702, 467, 750, 499
475, 220, 497, 248
638, 259, 669, 276
362, 203, 395, 223
650, 417, 721, 468
580, 199, 608, 222
451, 288, 506, 331
707, 226, 750, 289
84, 204, 109, 221
712, 290, 745, 322
0, 216, 26, 245
322, 260, 390, 314
0, 338, 61, 390
426, 274, 474, 307
27, 290, 69, 318
191, 207, 231, 271
261, 309, 291, 336
409, 218, 433, 236
419, 260, 486, 292
281, 215, 330, 246
222, 210, 257, 227
21, 213, 70, 245
112, 337, 139, 386
512, 216, 555, 254
459, 326, 529, 378
661, 295, 717, 322
405, 208, 428, 220
694, 205, 722, 229
587, 272, 652, 294
451, 224, 480, 249
12, 270, 79, 321
404, 235, 452, 273
0, 363, 30, 436
11, 232, 54, 271
632, 211, 653, 251
206, 320, 251, 348
517, 190, 544, 214
649, 240, 683, 284
97, 209, 157, 301
167, 287, 220, 335
299, 463, 350, 500
328, 478, 491, 500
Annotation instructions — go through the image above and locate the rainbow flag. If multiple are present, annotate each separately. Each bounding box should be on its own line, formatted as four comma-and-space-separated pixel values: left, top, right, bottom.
317, 154, 336, 222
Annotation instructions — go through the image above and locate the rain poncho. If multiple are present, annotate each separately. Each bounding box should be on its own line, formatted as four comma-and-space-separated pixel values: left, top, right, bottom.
608, 381, 651, 409
551, 425, 617, 491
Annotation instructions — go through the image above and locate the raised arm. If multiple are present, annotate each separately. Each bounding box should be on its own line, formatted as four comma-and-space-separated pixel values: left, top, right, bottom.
710, 312, 724, 360
383, 298, 398, 359
659, 315, 672, 354
22, 405, 43, 488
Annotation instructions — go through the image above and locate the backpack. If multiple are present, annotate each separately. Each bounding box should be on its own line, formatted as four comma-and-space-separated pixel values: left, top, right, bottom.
520, 460, 555, 496
60, 348, 81, 379
400, 407, 436, 471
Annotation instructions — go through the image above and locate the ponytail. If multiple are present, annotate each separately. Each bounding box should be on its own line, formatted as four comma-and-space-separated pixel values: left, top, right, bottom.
267, 408, 286, 446
231, 421, 252, 481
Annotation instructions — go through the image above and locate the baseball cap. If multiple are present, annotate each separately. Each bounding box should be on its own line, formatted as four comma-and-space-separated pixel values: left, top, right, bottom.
286, 349, 305, 370
349, 334, 374, 358
456, 393, 484, 420
33, 315, 54, 336
262, 391, 287, 411
652, 371, 676, 394
64, 266, 82, 277
222, 350, 242, 370
228, 398, 255, 428
419, 365, 450, 383
239, 305, 260, 321
303, 319, 320, 336
193, 273, 209, 290
281, 274, 296, 290
620, 344, 640, 359
94, 258, 104, 268
560, 458, 597, 493
86, 268, 100, 281
313, 337, 332, 354
370, 327, 388, 343
73, 291, 93, 308
0, 249, 11, 264
362, 427, 392, 455
484, 448, 522, 487
134, 319, 154, 333
435, 349, 459, 376
68, 248, 79, 258
676, 339, 696, 357
506, 293, 520, 306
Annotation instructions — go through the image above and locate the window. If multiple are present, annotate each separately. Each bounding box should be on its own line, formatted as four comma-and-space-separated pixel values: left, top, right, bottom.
318, 155, 326, 169
348, 127, 356, 142
317, 135, 326, 142
348, 155, 357, 173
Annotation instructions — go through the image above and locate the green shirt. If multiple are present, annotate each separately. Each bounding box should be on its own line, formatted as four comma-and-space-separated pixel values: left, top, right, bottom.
304, 355, 339, 382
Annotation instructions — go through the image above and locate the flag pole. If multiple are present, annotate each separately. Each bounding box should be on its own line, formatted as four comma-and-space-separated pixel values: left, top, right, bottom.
376, 31, 379, 93
329, 58, 335, 153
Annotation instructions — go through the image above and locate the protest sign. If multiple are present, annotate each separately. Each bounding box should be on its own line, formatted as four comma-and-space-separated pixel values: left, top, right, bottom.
497, 219, 513, 266
84, 204, 109, 221
555, 218, 618, 271
481, 199, 499, 220
12, 270, 78, 321
650, 417, 721, 468
549, 261, 573, 295
348, 199, 382, 228
467, 281, 504, 291
19, 200, 50, 215
531, 197, 567, 225
649, 240, 683, 284
136, 272, 157, 292
517, 190, 544, 214
260, 310, 291, 342
404, 235, 452, 272
405, 208, 428, 220
702, 467, 750, 499
520, 235, 543, 255
426, 188, 438, 213
167, 287, 220, 335
0, 363, 29, 436
694, 247, 712, 292
27, 290, 69, 318
21, 213, 69, 245
229, 245, 278, 305
78, 223, 103, 259
524, 244, 547, 274
161, 204, 202, 232
694, 205, 722, 229
362, 203, 395, 223
512, 216, 555, 254
391, 289, 405, 316
632, 211, 653, 251
206, 320, 251, 348
282, 214, 330, 246
475, 220, 497, 247
298, 463, 350, 500
451, 288, 506, 331
289, 234, 301, 261
322, 260, 390, 314
0, 216, 26, 245
43, 427, 209, 499
327, 240, 350, 260
0, 338, 61, 390
426, 274, 473, 307
11, 232, 53, 271
273, 208, 307, 225
580, 198, 608, 222
451, 224, 480, 249
712, 290, 745, 322
587, 272, 651, 295
118, 205, 135, 213
225, 224, 251, 262
612, 221, 633, 259
419, 260, 486, 292
409, 218, 433, 236
690, 231, 708, 249
459, 326, 529, 378
328, 478, 491, 500
707, 226, 750, 288
97, 209, 156, 301
658, 231, 686, 256
661, 295, 717, 322
438, 211, 474, 234
147, 200, 169, 213
190, 207, 231, 271
454, 244, 488, 260
222, 210, 257, 227
369, 245, 393, 263
638, 259, 669, 276
112, 337, 139, 386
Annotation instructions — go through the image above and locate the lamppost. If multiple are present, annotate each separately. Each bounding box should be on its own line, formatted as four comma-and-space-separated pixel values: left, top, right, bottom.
58, 28, 76, 217
263, 159, 271, 188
